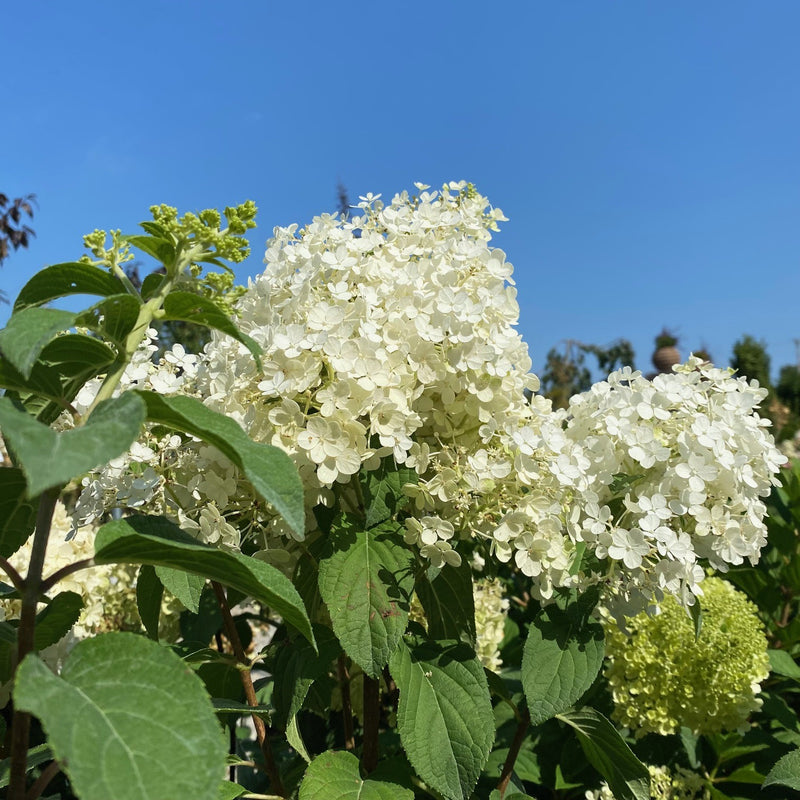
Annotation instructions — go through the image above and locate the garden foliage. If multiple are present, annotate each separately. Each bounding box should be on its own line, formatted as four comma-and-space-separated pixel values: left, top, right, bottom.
0, 183, 797, 800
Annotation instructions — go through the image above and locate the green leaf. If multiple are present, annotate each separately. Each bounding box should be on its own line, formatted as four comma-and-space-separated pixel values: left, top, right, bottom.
689, 600, 703, 641
680, 727, 701, 769
136, 565, 164, 640
763, 746, 800, 790
271, 624, 341, 730
722, 763, 764, 784
609, 472, 645, 494
485, 742, 541, 784
299, 750, 414, 800
389, 637, 494, 800
93, 515, 313, 646
41, 332, 117, 375
521, 590, 604, 725
0, 307, 77, 379
135, 391, 304, 537
318, 517, 413, 677
155, 566, 205, 613
760, 690, 800, 732
557, 708, 649, 800
769, 649, 800, 681
7, 333, 119, 426
217, 780, 247, 800
161, 292, 262, 366
360, 457, 418, 528
140, 272, 165, 301
0, 353, 64, 405
124, 234, 176, 265
14, 632, 226, 800
287, 714, 311, 763
13, 262, 127, 312
76, 294, 142, 344
489, 791, 535, 800
0, 468, 38, 557
0, 392, 146, 497
35, 334, 118, 424
416, 560, 476, 645
35, 591, 83, 650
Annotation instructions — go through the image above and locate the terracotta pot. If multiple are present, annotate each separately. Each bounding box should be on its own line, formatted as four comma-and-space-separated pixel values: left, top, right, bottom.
652, 346, 680, 373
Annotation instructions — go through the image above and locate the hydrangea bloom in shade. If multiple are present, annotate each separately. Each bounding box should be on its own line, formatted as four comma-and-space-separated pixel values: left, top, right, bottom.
2, 502, 181, 649
473, 577, 509, 672
408, 577, 509, 671
585, 765, 709, 799
603, 578, 770, 737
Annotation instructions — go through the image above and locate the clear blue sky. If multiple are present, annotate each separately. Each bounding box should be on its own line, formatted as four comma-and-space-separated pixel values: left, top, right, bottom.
3, 1, 799, 380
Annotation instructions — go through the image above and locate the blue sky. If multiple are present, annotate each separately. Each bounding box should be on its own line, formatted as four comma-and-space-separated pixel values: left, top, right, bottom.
3, 1, 799, 380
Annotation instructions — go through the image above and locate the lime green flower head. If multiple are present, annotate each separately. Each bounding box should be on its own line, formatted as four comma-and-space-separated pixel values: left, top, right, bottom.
586, 765, 709, 799
604, 578, 769, 737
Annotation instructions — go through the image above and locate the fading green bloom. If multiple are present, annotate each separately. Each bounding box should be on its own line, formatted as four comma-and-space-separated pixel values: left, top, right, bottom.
408, 577, 508, 671
604, 578, 769, 737
473, 577, 509, 672
586, 765, 709, 799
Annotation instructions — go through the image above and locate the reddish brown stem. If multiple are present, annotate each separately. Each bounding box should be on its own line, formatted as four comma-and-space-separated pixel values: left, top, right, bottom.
337, 654, 355, 750
496, 707, 530, 798
211, 581, 285, 797
9, 490, 59, 800
25, 759, 60, 800
361, 674, 380, 774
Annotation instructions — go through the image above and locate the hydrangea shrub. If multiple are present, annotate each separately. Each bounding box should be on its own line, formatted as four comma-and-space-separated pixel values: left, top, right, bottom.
0, 183, 795, 800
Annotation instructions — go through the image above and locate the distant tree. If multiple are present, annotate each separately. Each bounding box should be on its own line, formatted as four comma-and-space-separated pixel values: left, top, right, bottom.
776, 365, 800, 417
0, 193, 36, 265
541, 338, 635, 409
731, 335, 772, 388
540, 342, 592, 410
337, 182, 350, 219
0, 193, 36, 303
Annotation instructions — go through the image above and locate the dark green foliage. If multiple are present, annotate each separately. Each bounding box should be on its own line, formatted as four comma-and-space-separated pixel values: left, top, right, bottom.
777, 365, 800, 417
731, 335, 772, 388
540, 339, 635, 409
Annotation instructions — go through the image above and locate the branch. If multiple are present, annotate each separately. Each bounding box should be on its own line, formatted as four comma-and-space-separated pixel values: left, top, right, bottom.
40, 558, 95, 595
496, 707, 530, 798
337, 655, 355, 750
0, 558, 24, 592
361, 675, 380, 774
211, 581, 285, 798
8, 489, 59, 800
25, 759, 61, 800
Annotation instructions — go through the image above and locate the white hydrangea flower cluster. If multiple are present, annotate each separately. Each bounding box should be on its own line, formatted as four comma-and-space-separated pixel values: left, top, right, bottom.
71, 330, 233, 543
68, 183, 783, 616
194, 181, 576, 584
560, 360, 784, 616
